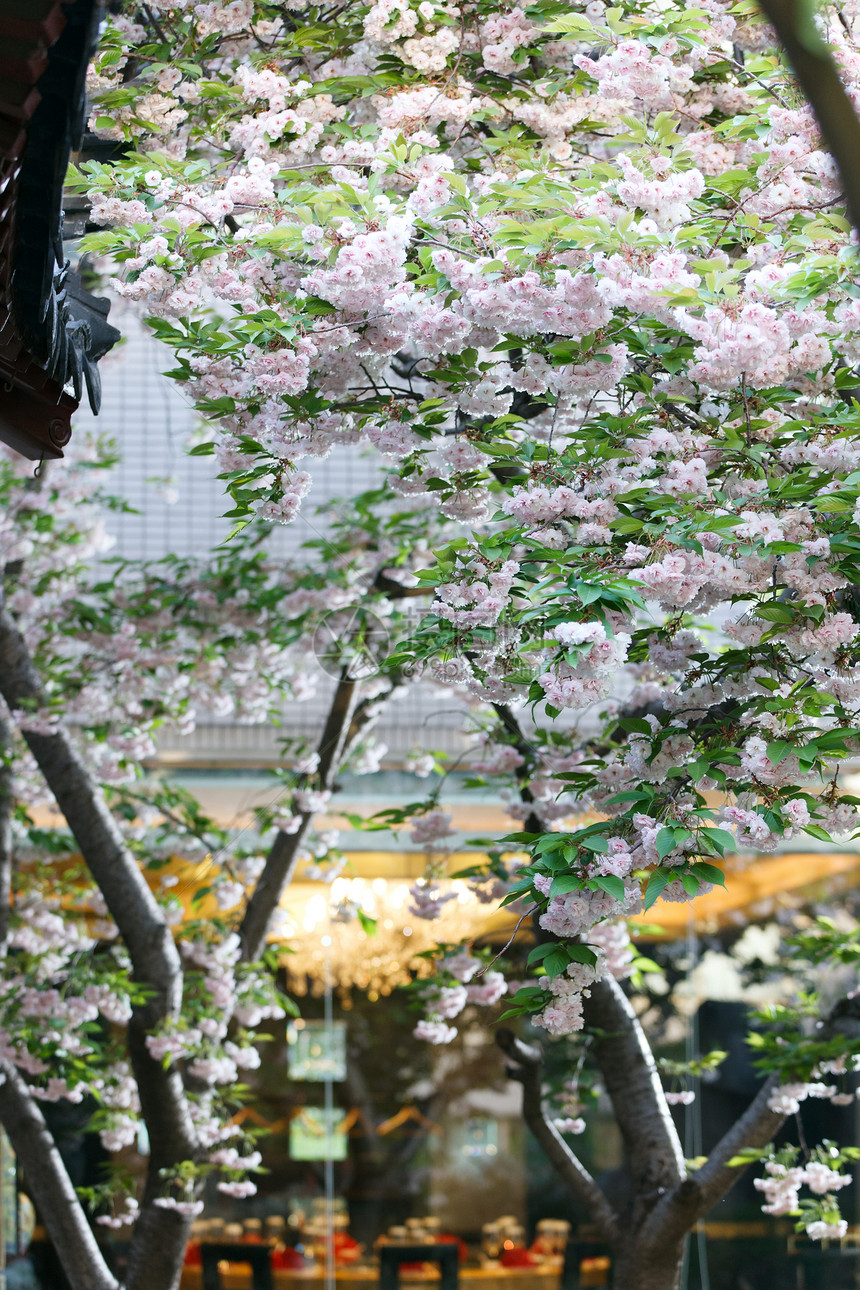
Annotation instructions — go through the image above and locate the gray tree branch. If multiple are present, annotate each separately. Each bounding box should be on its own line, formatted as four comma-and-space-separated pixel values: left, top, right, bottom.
239, 818, 314, 963
0, 598, 182, 1013
0, 714, 11, 958
492, 704, 686, 1231
493, 703, 684, 1225
496, 1028, 620, 1244
757, 0, 860, 234
648, 976, 860, 1246
583, 975, 687, 1224
644, 1074, 786, 1249
240, 667, 378, 961
0, 598, 199, 1286
0, 1063, 119, 1290
126, 1146, 194, 1290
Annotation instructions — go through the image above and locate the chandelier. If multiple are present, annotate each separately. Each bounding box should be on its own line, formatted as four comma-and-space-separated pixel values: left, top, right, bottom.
273, 877, 505, 1000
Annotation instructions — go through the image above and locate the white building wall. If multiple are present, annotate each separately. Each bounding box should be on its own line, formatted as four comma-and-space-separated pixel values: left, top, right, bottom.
71, 311, 472, 765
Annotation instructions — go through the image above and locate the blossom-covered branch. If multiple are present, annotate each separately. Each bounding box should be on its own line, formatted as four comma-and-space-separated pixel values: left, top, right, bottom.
0, 589, 200, 1289
0, 592, 186, 1014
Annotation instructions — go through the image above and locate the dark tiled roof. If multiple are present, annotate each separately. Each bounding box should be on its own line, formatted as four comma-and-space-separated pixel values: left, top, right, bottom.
0, 0, 120, 461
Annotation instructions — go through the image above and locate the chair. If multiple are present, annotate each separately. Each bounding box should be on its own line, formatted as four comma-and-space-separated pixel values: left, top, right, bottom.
200, 1242, 274, 1290
379, 1243, 459, 1290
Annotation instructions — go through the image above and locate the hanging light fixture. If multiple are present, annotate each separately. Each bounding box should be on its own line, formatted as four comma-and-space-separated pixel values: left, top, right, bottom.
273, 877, 505, 999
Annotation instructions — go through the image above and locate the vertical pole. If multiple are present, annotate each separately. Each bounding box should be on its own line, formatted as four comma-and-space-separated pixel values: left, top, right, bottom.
323, 930, 335, 1290
0, 1129, 8, 1290
682, 917, 709, 1290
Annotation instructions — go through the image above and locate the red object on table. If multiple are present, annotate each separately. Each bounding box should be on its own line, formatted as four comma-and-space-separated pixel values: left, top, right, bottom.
437, 1236, 468, 1264
334, 1232, 361, 1263
398, 1234, 468, 1273
501, 1247, 538, 1268
184, 1242, 202, 1267
271, 1247, 307, 1270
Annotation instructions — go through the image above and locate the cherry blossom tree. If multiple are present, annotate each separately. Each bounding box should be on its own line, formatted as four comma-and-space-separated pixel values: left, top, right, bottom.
32, 0, 860, 1284
0, 445, 450, 1290
386, 702, 860, 1289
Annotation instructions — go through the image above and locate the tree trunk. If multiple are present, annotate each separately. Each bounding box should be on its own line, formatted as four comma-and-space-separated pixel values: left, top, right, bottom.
125, 1196, 191, 1290
610, 1240, 685, 1290
0, 1065, 119, 1290
0, 714, 11, 957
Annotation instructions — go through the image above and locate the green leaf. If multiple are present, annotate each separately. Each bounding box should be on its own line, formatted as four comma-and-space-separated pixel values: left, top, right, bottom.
688, 756, 711, 782
755, 603, 795, 624
592, 874, 626, 901
656, 828, 677, 860
580, 835, 609, 854
643, 868, 671, 910
543, 949, 570, 978
803, 823, 834, 842
534, 834, 567, 853
617, 717, 654, 735
727, 1148, 768, 1167
550, 874, 582, 896
699, 827, 736, 856
567, 944, 598, 966
572, 582, 604, 606
690, 861, 726, 888
527, 942, 561, 965
500, 882, 535, 907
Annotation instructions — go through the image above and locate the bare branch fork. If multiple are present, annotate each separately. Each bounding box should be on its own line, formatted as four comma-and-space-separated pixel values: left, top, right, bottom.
496, 1027, 620, 1244
644, 1074, 787, 1249
0, 568, 397, 1287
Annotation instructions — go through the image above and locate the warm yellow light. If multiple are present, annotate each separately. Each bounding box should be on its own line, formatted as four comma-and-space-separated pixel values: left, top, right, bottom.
278, 877, 507, 996
303, 893, 329, 932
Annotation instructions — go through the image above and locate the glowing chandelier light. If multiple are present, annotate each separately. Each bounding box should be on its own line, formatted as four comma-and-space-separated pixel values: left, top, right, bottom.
274, 877, 502, 1000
